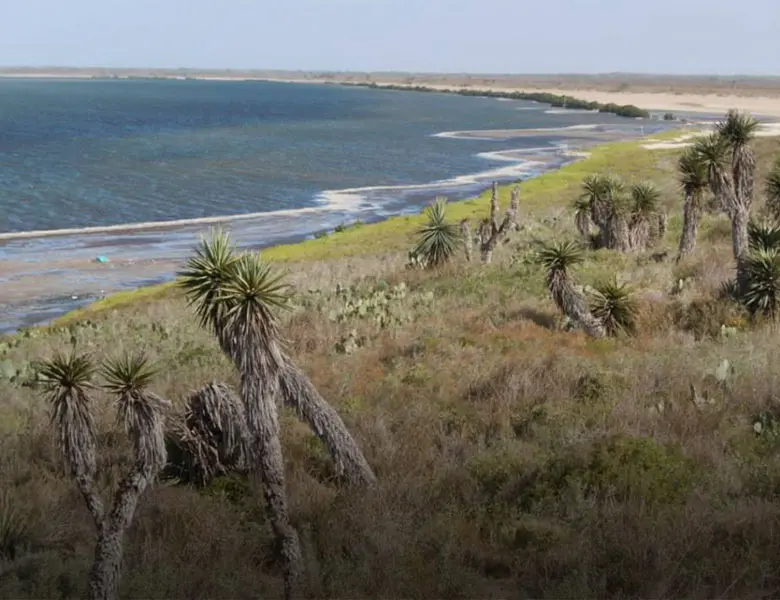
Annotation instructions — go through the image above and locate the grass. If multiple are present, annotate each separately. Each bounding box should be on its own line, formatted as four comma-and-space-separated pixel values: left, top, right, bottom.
3, 133, 780, 598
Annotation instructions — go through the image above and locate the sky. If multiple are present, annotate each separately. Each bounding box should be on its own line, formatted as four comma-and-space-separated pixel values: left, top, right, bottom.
0, 0, 778, 75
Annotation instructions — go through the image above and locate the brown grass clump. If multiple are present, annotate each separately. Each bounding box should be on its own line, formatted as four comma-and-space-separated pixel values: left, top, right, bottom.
3, 137, 780, 598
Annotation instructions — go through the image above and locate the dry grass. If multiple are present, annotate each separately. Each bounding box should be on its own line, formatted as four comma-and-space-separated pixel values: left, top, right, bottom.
3, 138, 780, 598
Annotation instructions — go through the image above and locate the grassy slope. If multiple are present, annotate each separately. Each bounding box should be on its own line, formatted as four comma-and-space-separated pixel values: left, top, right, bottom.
4, 132, 780, 598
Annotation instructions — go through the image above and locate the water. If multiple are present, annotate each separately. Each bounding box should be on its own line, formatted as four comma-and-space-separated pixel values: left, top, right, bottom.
0, 79, 684, 332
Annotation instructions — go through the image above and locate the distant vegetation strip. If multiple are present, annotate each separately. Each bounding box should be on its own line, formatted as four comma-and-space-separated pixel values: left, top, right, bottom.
345, 81, 651, 119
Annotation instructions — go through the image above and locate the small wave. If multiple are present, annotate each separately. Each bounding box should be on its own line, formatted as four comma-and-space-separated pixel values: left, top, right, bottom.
432, 123, 602, 141
318, 150, 550, 207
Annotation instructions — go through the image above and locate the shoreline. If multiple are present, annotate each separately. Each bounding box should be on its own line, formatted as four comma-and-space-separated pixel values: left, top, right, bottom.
0, 139, 620, 334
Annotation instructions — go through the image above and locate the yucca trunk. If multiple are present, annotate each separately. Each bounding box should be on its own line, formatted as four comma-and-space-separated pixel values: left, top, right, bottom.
548, 272, 606, 339
628, 217, 650, 251
75, 475, 105, 530
575, 210, 591, 237
676, 192, 702, 262
233, 326, 302, 600
732, 205, 750, 289
87, 469, 151, 600
606, 213, 632, 252
279, 356, 376, 485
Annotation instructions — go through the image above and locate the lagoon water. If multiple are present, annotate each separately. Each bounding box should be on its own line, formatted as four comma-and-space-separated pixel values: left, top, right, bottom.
0, 79, 683, 332
0, 79, 675, 234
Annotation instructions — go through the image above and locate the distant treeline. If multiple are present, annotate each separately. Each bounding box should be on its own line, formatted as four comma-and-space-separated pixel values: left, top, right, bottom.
347, 82, 650, 119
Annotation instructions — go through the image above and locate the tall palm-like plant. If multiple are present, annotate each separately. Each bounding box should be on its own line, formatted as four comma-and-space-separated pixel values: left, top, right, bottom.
693, 133, 733, 213
573, 197, 592, 237
411, 197, 461, 268
536, 240, 605, 338
629, 182, 663, 250
716, 111, 761, 285
87, 352, 170, 600
216, 251, 303, 599
765, 157, 780, 221
676, 148, 709, 262
580, 173, 610, 230
36, 352, 104, 529
178, 230, 376, 599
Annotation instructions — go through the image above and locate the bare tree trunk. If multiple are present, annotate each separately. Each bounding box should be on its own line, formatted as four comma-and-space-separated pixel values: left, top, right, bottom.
478, 182, 520, 263
87, 469, 150, 600
460, 219, 473, 262
560, 283, 606, 339
676, 192, 702, 263
279, 355, 376, 486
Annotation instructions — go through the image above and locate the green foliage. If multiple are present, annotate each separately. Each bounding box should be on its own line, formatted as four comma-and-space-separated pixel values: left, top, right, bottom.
630, 182, 661, 216
101, 352, 157, 396
329, 282, 435, 331
470, 436, 698, 511
765, 157, 780, 218
716, 110, 761, 147
589, 279, 638, 336
36, 352, 95, 394
739, 249, 780, 319
678, 147, 709, 195
535, 239, 586, 275
410, 197, 461, 269
748, 220, 780, 253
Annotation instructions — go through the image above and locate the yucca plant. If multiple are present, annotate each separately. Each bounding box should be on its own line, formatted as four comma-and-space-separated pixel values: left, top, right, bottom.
87, 351, 170, 600
36, 352, 104, 528
102, 352, 169, 474
411, 197, 461, 268
765, 157, 780, 221
693, 133, 733, 213
589, 279, 639, 336
739, 249, 780, 320
629, 182, 663, 250
536, 240, 605, 338
580, 173, 611, 229
717, 111, 761, 286
748, 220, 780, 254
573, 196, 592, 237
676, 147, 709, 262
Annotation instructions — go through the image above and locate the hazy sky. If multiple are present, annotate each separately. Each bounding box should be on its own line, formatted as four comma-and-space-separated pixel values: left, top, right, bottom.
1, 0, 777, 74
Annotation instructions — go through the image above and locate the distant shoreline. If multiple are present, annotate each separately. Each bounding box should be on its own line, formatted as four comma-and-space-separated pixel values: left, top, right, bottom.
4, 69, 780, 118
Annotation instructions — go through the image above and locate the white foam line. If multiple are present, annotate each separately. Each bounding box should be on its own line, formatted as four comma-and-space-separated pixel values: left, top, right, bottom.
433, 123, 603, 140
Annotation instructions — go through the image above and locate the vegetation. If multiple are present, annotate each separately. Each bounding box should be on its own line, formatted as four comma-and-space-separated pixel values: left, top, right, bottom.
5, 119, 780, 598
353, 81, 652, 118
409, 197, 461, 268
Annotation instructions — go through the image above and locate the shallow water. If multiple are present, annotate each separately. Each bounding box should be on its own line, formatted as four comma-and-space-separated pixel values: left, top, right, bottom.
0, 79, 687, 333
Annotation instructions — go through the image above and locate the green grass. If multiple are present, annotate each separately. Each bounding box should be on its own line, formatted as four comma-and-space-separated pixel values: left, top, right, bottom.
48, 135, 681, 326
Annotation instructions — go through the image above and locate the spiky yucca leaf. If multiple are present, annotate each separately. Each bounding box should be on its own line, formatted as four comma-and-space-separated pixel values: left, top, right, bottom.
716, 110, 761, 148
220, 251, 291, 339
102, 353, 169, 473
535, 239, 586, 275
740, 249, 780, 319
678, 147, 709, 196
631, 182, 661, 216
589, 280, 638, 336
748, 220, 780, 253
177, 227, 239, 331
411, 197, 461, 268
36, 352, 97, 479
